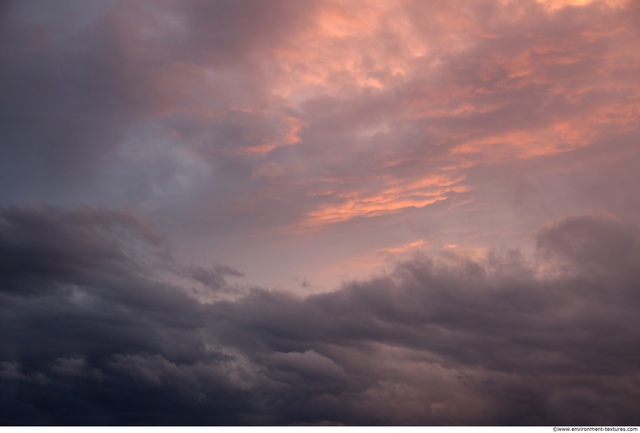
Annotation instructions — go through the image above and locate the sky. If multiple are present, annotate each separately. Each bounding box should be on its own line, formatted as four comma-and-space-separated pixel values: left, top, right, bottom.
1, 0, 640, 426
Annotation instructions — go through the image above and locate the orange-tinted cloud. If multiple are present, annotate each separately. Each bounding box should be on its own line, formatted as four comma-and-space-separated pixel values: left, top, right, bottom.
303, 174, 468, 227
4, 0, 639, 290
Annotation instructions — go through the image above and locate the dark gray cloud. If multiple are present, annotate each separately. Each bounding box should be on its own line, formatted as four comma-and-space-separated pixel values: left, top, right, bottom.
0, 1, 148, 204
0, 0, 307, 206
1, 205, 639, 425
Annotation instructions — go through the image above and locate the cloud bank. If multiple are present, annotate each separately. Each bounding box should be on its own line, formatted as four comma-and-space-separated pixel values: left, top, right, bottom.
1, 206, 638, 425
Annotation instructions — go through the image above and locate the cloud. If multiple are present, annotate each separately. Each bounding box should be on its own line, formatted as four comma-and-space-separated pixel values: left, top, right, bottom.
1, 205, 639, 424
0, 362, 49, 387
51, 357, 105, 382
2, 0, 637, 239
0, 204, 163, 296
266, 350, 348, 384
0, 1, 150, 204
536, 213, 640, 275
251, 162, 286, 180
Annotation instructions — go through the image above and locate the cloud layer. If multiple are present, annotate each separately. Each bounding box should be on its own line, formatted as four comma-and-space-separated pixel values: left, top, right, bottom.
1, 206, 639, 425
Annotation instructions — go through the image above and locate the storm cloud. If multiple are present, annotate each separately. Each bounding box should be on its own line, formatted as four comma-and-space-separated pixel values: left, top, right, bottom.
1, 206, 639, 425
